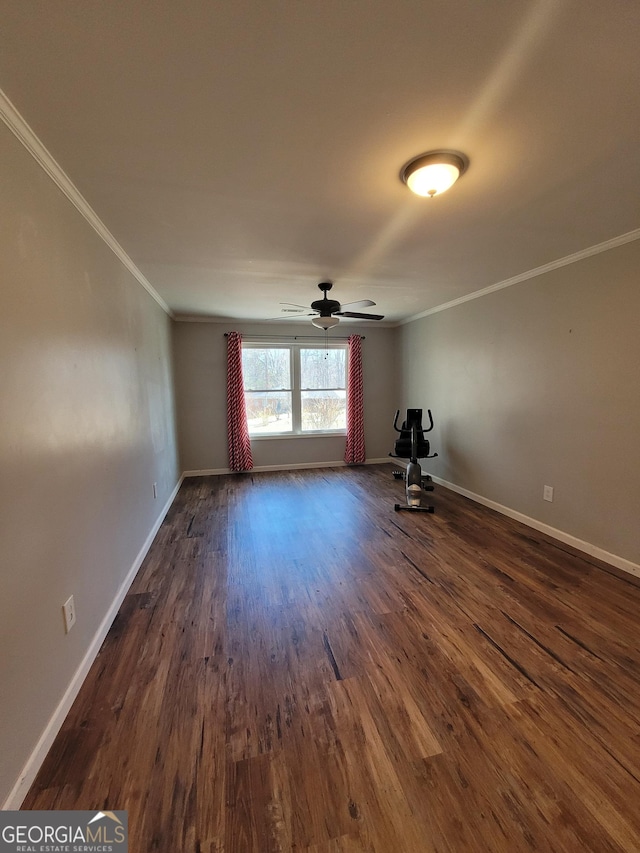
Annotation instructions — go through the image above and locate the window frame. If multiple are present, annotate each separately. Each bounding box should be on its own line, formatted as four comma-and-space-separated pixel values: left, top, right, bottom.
242, 341, 348, 439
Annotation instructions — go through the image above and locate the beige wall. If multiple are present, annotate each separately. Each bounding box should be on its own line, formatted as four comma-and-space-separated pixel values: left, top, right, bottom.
173, 321, 399, 471
0, 123, 180, 804
399, 239, 640, 566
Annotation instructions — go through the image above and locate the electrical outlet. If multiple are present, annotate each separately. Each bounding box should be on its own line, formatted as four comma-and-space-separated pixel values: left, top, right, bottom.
543, 485, 554, 502
63, 595, 76, 633
152, 482, 158, 499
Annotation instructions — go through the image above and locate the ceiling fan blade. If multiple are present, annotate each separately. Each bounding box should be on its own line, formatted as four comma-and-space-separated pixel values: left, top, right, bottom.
336, 311, 384, 320
338, 299, 376, 309
279, 302, 310, 309
265, 313, 315, 320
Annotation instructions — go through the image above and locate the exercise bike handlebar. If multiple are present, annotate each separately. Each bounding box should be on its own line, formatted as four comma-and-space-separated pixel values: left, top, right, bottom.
392, 408, 434, 433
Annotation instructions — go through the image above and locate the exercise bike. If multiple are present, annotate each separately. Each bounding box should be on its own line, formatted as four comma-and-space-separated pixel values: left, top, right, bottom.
390, 408, 438, 513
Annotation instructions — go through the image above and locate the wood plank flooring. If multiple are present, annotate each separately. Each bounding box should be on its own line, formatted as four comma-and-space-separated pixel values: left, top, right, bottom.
23, 465, 640, 851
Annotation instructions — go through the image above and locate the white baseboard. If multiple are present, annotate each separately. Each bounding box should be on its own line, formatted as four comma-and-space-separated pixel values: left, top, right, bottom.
184, 458, 391, 477
3, 475, 184, 810
432, 476, 640, 579
183, 467, 230, 477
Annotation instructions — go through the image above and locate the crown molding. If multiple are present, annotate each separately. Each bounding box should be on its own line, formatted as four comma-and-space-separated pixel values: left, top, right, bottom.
401, 226, 640, 325
5, 81, 638, 329
173, 314, 396, 328
0, 88, 173, 318
172, 315, 232, 323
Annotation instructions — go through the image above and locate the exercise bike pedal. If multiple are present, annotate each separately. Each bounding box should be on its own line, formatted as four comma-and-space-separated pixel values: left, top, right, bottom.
392, 470, 406, 480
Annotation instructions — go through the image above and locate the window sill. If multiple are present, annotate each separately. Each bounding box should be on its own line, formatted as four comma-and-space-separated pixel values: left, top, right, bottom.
249, 432, 346, 441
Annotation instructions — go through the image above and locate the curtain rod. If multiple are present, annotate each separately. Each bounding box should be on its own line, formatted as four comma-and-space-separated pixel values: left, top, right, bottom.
223, 333, 364, 340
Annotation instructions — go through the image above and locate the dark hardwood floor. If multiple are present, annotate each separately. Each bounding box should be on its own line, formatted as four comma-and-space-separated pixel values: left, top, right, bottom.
24, 465, 640, 851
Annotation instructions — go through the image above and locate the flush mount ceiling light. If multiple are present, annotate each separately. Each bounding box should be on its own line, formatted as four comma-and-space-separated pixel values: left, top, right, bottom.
401, 150, 468, 197
311, 315, 340, 330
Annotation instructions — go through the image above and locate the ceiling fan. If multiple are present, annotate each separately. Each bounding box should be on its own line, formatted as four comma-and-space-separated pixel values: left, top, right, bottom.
279, 282, 384, 329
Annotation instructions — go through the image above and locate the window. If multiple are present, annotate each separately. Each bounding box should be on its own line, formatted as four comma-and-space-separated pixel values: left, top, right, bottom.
242, 343, 347, 436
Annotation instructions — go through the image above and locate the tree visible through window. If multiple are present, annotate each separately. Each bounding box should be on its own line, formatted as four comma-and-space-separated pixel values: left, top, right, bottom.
242, 344, 347, 435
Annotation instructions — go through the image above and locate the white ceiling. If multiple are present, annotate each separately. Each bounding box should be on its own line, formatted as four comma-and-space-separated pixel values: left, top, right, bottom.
2, 1, 640, 324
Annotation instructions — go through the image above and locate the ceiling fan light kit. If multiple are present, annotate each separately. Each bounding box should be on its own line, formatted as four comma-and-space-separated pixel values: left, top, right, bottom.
401, 150, 468, 197
311, 315, 340, 330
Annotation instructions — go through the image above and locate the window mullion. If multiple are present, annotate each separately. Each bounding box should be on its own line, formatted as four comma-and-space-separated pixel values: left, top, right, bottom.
291, 346, 301, 434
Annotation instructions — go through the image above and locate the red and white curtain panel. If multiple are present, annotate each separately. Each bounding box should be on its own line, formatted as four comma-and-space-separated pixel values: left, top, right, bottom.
344, 334, 366, 464
226, 332, 254, 472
